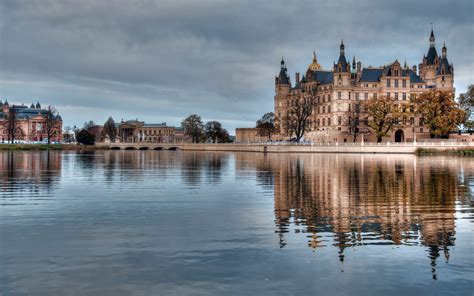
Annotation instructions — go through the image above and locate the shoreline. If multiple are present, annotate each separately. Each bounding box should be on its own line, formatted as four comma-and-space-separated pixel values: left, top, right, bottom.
0, 143, 473, 155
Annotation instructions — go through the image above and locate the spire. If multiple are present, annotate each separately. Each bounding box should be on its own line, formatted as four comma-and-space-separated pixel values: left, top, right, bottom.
442, 42, 447, 58
340, 39, 345, 55
403, 59, 407, 68
430, 28, 435, 47
308, 51, 321, 71
281, 56, 285, 69
352, 56, 356, 69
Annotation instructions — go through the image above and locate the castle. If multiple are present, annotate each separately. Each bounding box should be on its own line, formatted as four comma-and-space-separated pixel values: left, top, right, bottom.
274, 29, 454, 142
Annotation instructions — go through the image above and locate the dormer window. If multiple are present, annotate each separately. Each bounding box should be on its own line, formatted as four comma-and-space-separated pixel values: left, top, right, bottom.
394, 70, 399, 76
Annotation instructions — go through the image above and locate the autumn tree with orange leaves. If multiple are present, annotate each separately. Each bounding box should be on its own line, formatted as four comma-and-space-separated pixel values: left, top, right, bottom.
415, 90, 465, 138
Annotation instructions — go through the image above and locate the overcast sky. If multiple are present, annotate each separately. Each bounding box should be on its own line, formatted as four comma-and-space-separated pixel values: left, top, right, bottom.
1, 0, 473, 133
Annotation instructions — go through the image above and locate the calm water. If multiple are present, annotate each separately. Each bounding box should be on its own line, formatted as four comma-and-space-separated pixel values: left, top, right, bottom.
0, 151, 473, 295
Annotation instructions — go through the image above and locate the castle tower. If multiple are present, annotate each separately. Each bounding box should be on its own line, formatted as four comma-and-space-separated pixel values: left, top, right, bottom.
333, 39, 351, 87
419, 29, 439, 86
275, 57, 291, 134
435, 42, 454, 91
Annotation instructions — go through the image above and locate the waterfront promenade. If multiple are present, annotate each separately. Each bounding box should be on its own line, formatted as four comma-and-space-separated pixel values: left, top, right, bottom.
96, 141, 474, 154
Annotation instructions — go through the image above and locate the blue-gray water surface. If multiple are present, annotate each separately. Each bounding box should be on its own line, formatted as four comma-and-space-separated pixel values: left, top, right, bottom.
0, 151, 473, 295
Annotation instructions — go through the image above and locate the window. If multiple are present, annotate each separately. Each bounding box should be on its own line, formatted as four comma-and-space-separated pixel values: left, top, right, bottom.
395, 93, 399, 100
395, 79, 399, 88
402, 80, 406, 88
394, 70, 399, 76
328, 106, 331, 113
338, 116, 342, 125
387, 92, 390, 98
373, 93, 377, 99
364, 93, 368, 100
338, 91, 342, 99
349, 92, 351, 100
419, 118, 424, 126
402, 93, 406, 100
387, 79, 391, 87
355, 104, 360, 113
355, 93, 359, 100
328, 94, 331, 101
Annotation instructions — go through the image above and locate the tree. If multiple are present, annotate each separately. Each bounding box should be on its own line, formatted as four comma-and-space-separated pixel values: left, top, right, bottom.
83, 120, 96, 131
364, 95, 407, 142
76, 129, 95, 145
205, 121, 226, 143
63, 126, 74, 143
103, 117, 117, 142
181, 114, 205, 143
2, 107, 22, 143
285, 98, 315, 142
347, 103, 370, 142
416, 90, 465, 138
256, 112, 278, 140
44, 105, 59, 144
458, 85, 474, 130
219, 128, 233, 143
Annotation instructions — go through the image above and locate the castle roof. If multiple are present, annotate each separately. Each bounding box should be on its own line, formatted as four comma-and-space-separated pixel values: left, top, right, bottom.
360, 68, 383, 82
409, 70, 424, 83
314, 70, 333, 84
436, 57, 452, 75
426, 47, 438, 65
0, 105, 62, 120
359, 67, 424, 83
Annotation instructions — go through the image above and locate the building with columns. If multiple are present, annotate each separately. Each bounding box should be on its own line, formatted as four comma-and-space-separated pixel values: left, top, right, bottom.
274, 29, 454, 143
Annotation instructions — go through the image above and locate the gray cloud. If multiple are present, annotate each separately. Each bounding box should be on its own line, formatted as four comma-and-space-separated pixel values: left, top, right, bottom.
1, 0, 473, 132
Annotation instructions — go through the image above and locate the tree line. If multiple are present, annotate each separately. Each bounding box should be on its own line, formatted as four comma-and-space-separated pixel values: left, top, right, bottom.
255, 87, 472, 143
68, 115, 233, 145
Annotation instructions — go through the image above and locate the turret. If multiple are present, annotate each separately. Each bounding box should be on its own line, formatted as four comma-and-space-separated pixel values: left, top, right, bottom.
334, 39, 350, 73
275, 57, 290, 86
442, 42, 447, 58
36, 101, 41, 109
430, 28, 435, 47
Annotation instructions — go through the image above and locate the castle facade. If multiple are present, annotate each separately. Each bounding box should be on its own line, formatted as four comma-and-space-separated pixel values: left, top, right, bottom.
274, 30, 454, 142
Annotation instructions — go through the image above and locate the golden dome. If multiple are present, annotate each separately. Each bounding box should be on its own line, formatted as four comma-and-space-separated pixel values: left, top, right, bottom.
308, 51, 321, 71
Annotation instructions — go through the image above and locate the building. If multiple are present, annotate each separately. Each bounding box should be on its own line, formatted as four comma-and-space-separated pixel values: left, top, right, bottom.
274, 29, 454, 142
116, 119, 190, 143
0, 101, 63, 143
235, 128, 268, 143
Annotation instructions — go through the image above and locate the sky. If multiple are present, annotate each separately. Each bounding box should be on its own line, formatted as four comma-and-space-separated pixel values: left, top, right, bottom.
1, 0, 473, 134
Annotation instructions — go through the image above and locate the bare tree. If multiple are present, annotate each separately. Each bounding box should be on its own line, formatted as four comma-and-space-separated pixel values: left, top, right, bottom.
182, 114, 205, 143
63, 126, 74, 143
44, 105, 59, 144
347, 103, 370, 142
285, 98, 315, 142
2, 107, 22, 143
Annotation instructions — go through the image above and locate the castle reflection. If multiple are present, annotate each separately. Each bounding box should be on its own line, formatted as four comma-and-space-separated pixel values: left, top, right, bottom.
0, 151, 62, 194
235, 153, 472, 279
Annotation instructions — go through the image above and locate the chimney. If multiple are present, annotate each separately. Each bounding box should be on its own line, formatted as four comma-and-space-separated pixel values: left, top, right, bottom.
295, 72, 300, 84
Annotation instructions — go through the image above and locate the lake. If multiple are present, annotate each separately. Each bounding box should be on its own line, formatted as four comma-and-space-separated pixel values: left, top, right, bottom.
0, 151, 473, 295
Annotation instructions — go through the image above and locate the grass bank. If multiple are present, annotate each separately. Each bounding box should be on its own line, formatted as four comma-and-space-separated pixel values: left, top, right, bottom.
416, 147, 474, 156
0, 144, 108, 151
